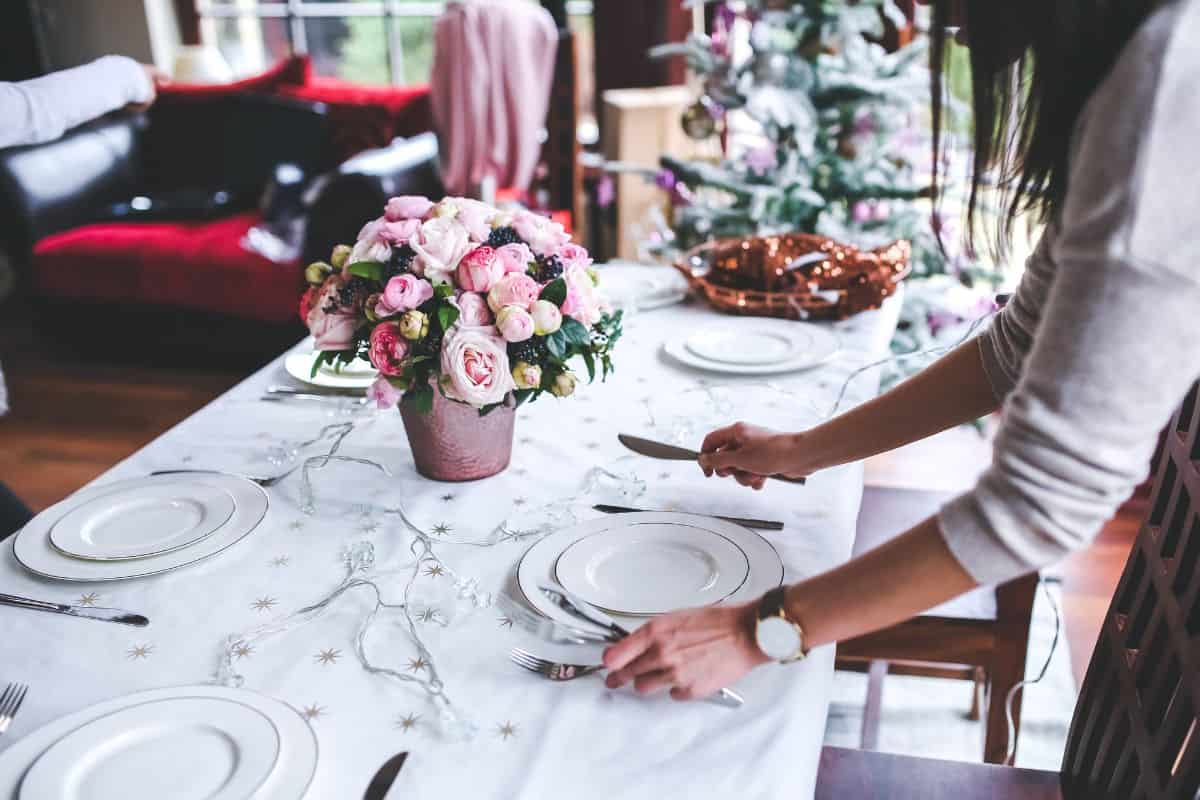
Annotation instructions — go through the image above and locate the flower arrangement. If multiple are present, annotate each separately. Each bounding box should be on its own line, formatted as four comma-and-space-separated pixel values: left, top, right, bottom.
301, 196, 623, 415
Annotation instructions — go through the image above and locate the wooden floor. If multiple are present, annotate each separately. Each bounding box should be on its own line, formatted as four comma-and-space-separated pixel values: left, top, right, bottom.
0, 309, 1137, 688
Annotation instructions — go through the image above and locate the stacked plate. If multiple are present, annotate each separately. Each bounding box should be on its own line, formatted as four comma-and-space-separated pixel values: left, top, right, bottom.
517, 512, 783, 623
0, 685, 317, 799
663, 319, 839, 375
284, 351, 377, 390
12, 473, 268, 582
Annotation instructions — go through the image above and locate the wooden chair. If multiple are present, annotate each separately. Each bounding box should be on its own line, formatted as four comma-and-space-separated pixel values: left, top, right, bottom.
836, 486, 1038, 763
817, 381, 1200, 799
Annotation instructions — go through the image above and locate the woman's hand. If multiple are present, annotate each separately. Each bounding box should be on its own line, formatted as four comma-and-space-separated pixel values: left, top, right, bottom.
697, 422, 807, 490
601, 602, 771, 700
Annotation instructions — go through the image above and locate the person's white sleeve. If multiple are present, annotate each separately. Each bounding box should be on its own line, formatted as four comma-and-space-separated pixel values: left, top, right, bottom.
0, 56, 153, 149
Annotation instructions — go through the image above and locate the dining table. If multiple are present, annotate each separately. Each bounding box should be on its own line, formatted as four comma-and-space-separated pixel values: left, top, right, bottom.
0, 286, 902, 799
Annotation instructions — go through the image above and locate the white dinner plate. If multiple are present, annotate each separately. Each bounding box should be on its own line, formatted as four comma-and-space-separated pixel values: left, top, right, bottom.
518, 512, 783, 626
19, 696, 280, 800
554, 523, 750, 615
0, 686, 317, 800
284, 351, 377, 389
663, 320, 839, 375
12, 473, 268, 582
48, 482, 236, 561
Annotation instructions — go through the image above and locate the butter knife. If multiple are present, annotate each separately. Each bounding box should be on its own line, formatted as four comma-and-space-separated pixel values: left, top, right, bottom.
617, 434, 806, 485
363, 751, 408, 800
0, 593, 149, 627
539, 585, 745, 709
593, 504, 784, 531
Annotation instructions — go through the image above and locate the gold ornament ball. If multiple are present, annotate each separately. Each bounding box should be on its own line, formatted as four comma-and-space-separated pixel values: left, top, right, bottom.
681, 101, 717, 141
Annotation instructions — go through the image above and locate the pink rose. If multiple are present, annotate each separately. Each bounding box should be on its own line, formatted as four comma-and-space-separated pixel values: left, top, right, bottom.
376, 274, 434, 317
440, 326, 514, 408
495, 305, 535, 343
367, 376, 404, 409
512, 210, 570, 256
349, 218, 392, 267
369, 321, 410, 376
454, 292, 494, 327
556, 243, 592, 272
306, 276, 359, 351
487, 272, 541, 312
561, 266, 605, 326
385, 196, 434, 221
411, 216, 473, 285
442, 197, 497, 242
380, 218, 422, 245
456, 246, 503, 293
494, 242, 534, 275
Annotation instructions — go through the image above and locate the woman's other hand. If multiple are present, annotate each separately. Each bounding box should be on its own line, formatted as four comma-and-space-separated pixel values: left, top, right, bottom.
698, 422, 807, 490
602, 603, 770, 700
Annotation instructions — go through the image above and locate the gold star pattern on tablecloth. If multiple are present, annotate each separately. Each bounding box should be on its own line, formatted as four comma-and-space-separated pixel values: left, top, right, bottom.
251, 597, 277, 612
415, 607, 441, 624
360, 520, 380, 533
315, 648, 341, 665
512, 497, 527, 507
496, 721, 518, 740
395, 712, 420, 732
287, 520, 305, 532
498, 616, 514, 629
431, 523, 451, 536
407, 657, 428, 673
126, 643, 153, 660
659, 471, 672, 481
512, 467, 528, 477
440, 493, 454, 502
301, 704, 325, 722
269, 555, 290, 567
78, 592, 100, 607
423, 563, 445, 578
232, 642, 255, 660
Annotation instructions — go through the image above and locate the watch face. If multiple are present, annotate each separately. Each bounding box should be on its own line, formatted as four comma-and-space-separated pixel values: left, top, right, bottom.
756, 615, 802, 661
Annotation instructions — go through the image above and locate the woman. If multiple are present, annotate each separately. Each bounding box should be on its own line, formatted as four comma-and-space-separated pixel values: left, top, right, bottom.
604, 0, 1200, 700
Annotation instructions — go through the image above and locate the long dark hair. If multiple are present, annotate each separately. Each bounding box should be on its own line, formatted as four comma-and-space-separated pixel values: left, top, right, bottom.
930, 0, 1159, 257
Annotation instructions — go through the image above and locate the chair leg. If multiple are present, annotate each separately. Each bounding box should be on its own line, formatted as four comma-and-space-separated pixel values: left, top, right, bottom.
968, 666, 984, 721
984, 573, 1038, 764
861, 660, 887, 751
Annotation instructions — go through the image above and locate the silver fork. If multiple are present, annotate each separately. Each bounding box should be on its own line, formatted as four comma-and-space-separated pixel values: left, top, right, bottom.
0, 683, 29, 735
509, 648, 604, 681
150, 465, 303, 489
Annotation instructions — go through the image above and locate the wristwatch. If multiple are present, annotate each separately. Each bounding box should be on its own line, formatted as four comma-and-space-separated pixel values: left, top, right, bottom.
755, 587, 807, 663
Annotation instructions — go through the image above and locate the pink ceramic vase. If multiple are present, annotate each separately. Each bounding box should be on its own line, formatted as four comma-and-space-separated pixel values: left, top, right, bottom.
399, 386, 515, 481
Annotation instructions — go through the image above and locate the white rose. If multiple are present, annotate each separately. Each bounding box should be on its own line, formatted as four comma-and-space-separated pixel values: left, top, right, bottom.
411, 216, 473, 286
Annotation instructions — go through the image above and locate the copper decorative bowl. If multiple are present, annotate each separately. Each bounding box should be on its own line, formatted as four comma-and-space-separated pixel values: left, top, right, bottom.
673, 233, 911, 321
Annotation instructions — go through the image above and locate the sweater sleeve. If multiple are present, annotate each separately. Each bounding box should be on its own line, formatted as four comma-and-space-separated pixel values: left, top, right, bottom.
938, 0, 1200, 585
0, 56, 152, 149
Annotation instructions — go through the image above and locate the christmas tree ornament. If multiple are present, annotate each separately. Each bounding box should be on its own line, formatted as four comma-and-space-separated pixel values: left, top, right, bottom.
681, 99, 718, 140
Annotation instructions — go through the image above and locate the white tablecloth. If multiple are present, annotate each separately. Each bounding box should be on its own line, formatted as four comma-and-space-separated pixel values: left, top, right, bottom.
0, 291, 900, 800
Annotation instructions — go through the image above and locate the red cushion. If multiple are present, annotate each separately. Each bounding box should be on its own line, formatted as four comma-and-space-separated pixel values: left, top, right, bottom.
277, 80, 433, 160
33, 213, 303, 324
160, 55, 309, 99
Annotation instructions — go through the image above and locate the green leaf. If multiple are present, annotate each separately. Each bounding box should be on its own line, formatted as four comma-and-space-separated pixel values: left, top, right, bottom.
545, 330, 568, 360
581, 349, 596, 382
347, 261, 385, 283
437, 304, 460, 333
403, 384, 434, 415
540, 278, 567, 307
309, 351, 332, 378
560, 317, 590, 346
512, 388, 536, 408
434, 283, 455, 300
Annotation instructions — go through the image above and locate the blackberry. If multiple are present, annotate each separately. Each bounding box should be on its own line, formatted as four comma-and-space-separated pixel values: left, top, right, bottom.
531, 254, 563, 283
486, 226, 523, 248
334, 276, 373, 311
507, 337, 547, 365
387, 244, 416, 278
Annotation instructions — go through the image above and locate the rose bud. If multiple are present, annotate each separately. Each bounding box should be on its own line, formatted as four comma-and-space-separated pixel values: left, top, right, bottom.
495, 305, 535, 343
399, 309, 429, 340
330, 245, 352, 270
364, 293, 383, 323
305, 261, 333, 286
550, 371, 577, 398
511, 361, 542, 390
530, 299, 562, 335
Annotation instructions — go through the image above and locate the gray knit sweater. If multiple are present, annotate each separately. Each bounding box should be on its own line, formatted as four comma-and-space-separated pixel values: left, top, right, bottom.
939, 0, 1200, 584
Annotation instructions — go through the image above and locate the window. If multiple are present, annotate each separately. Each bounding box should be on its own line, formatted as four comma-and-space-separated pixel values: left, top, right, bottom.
197, 0, 594, 88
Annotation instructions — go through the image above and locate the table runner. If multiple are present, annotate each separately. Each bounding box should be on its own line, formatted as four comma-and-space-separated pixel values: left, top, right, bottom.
0, 291, 900, 799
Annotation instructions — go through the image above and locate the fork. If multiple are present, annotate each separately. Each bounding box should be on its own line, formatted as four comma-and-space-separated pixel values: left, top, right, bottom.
509, 648, 604, 681
0, 683, 29, 735
150, 465, 303, 488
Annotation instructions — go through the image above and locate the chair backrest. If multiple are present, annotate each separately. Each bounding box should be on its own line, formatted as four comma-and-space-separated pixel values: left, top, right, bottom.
1061, 382, 1200, 799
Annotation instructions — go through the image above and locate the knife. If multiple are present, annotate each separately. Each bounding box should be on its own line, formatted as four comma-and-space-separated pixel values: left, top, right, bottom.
617, 434, 806, 485
0, 593, 149, 627
539, 585, 744, 709
593, 504, 784, 531
363, 751, 408, 800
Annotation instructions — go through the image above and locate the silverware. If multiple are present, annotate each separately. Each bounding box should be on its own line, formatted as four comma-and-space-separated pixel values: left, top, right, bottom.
0, 593, 149, 627
0, 683, 29, 735
617, 434, 806, 485
263, 385, 368, 405
363, 751, 408, 800
496, 594, 610, 644
538, 585, 745, 709
150, 466, 301, 488
510, 648, 603, 681
593, 504, 784, 531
